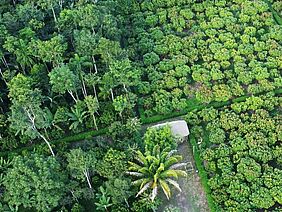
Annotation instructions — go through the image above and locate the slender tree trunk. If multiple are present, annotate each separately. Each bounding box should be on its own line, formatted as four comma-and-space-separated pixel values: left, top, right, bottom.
20, 63, 26, 74
91, 27, 96, 35
38, 132, 55, 157
92, 114, 98, 130
1, 56, 8, 68
68, 90, 78, 103
0, 68, 7, 85
92, 56, 98, 74
125, 198, 130, 208
110, 89, 114, 102
75, 90, 80, 101
25, 108, 55, 157
84, 170, 92, 189
44, 62, 49, 72
93, 85, 98, 102
123, 84, 128, 93
44, 128, 50, 140
51, 6, 57, 23
59, 0, 63, 10
70, 190, 79, 203
81, 87, 86, 98
81, 78, 87, 98
53, 123, 63, 131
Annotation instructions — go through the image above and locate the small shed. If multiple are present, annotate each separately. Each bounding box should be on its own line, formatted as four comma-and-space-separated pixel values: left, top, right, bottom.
151, 120, 189, 139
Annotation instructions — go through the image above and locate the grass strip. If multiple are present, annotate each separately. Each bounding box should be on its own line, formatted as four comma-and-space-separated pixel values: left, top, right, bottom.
263, 0, 282, 25
0, 128, 108, 157
140, 88, 281, 124
189, 135, 218, 212
1, 89, 281, 157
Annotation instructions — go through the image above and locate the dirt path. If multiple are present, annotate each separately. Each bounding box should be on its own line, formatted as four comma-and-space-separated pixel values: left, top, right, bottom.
157, 141, 209, 212
176, 141, 209, 212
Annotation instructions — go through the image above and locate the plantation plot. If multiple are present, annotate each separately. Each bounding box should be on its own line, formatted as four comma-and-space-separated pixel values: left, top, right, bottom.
127, 0, 282, 117
185, 94, 282, 211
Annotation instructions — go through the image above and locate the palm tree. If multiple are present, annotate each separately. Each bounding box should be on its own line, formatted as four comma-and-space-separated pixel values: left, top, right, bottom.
67, 104, 87, 131
127, 145, 187, 201
95, 186, 113, 212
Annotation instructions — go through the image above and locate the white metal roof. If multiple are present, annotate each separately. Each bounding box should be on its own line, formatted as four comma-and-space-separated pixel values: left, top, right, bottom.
151, 120, 189, 137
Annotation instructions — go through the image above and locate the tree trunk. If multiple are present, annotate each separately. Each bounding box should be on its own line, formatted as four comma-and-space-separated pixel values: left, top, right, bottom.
51, 6, 57, 23
84, 170, 92, 189
92, 114, 98, 130
92, 56, 98, 74
93, 85, 98, 102
59, 0, 63, 10
25, 108, 55, 157
68, 90, 78, 103
75, 90, 80, 101
20, 63, 26, 74
44, 62, 50, 72
70, 190, 79, 203
81, 77, 87, 98
1, 56, 8, 68
110, 89, 114, 102
123, 84, 128, 93
125, 198, 130, 208
0, 68, 7, 85
44, 128, 50, 140
38, 133, 55, 157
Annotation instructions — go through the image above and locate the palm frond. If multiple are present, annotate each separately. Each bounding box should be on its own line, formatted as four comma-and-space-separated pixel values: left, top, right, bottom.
136, 182, 152, 197
138, 167, 149, 174
160, 169, 179, 179
165, 149, 177, 160
154, 163, 165, 185
146, 155, 157, 163
164, 157, 179, 169
166, 178, 182, 192
140, 178, 152, 189
151, 184, 158, 201
128, 161, 143, 171
172, 170, 187, 177
126, 171, 144, 177
173, 155, 183, 161
148, 157, 159, 172
136, 150, 146, 165
159, 179, 171, 200
132, 179, 146, 186
152, 145, 160, 157
156, 163, 165, 176
169, 162, 187, 170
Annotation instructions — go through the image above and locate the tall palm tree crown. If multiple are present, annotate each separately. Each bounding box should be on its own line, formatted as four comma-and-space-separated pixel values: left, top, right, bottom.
127, 145, 187, 201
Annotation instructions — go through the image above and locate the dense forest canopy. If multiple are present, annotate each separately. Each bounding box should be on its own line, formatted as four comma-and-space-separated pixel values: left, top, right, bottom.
0, 0, 281, 211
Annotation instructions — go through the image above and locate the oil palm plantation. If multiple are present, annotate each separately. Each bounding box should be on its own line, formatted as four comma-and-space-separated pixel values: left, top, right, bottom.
127, 145, 187, 201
